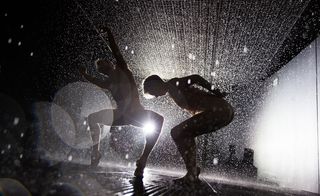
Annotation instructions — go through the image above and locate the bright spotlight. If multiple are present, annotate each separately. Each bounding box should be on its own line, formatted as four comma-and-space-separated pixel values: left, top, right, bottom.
143, 121, 156, 135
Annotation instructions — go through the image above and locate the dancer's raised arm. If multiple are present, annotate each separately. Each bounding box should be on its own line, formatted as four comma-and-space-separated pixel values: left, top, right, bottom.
79, 66, 110, 89
104, 27, 128, 70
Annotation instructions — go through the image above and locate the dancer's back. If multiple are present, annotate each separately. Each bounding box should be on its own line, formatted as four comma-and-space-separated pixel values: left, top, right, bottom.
167, 78, 231, 114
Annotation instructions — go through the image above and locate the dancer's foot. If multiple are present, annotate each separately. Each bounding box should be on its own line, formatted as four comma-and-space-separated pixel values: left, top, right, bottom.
134, 159, 146, 178
90, 151, 101, 167
173, 167, 201, 185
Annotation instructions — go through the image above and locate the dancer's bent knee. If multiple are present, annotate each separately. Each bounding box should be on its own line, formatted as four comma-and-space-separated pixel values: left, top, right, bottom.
151, 114, 164, 136
88, 113, 99, 127
171, 127, 184, 143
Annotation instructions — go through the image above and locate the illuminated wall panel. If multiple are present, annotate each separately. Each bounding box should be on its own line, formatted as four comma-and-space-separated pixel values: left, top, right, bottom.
316, 36, 320, 194
253, 39, 319, 193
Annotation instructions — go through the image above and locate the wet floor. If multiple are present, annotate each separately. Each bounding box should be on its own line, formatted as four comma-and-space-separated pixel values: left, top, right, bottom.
49, 162, 317, 196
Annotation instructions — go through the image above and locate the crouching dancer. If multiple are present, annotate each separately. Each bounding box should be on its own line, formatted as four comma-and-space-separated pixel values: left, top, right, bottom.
79, 27, 163, 178
143, 74, 234, 184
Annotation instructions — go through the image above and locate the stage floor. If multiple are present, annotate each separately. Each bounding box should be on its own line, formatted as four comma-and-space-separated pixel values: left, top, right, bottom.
48, 162, 317, 196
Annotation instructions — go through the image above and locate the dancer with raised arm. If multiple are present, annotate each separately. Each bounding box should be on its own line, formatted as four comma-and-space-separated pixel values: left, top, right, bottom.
79, 27, 163, 178
143, 74, 234, 184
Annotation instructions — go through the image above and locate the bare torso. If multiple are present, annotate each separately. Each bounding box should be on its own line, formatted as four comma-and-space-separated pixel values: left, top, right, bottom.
108, 67, 143, 112
167, 78, 231, 113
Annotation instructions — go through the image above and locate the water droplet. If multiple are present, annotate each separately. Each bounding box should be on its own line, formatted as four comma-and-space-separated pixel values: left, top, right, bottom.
125, 46, 128, 50
125, 154, 129, 159
30, 52, 34, 56
18, 41, 21, 46
7, 144, 11, 150
13, 117, 19, 125
20, 24, 24, 29
187, 79, 191, 84
176, 81, 179, 86
215, 60, 219, 65
213, 158, 219, 165
131, 50, 134, 54
8, 38, 12, 44
68, 155, 73, 161
272, 78, 279, 86
171, 44, 175, 49
243, 46, 248, 53
20, 133, 24, 138
188, 53, 196, 60
19, 154, 23, 159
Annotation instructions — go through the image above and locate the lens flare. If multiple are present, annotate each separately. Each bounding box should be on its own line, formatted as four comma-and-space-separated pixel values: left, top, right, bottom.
143, 121, 156, 135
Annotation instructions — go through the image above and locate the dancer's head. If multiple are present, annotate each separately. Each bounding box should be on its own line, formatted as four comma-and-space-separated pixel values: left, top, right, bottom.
143, 75, 167, 98
95, 59, 114, 75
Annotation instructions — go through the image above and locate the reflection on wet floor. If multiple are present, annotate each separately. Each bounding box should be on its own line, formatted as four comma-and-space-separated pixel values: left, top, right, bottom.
52, 162, 316, 196
57, 163, 216, 196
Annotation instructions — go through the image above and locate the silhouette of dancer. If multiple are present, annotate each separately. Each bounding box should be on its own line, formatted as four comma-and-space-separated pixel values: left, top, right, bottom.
79, 27, 164, 178
143, 75, 234, 183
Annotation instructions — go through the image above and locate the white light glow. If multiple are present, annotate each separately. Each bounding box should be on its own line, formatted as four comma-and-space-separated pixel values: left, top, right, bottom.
143, 121, 156, 135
